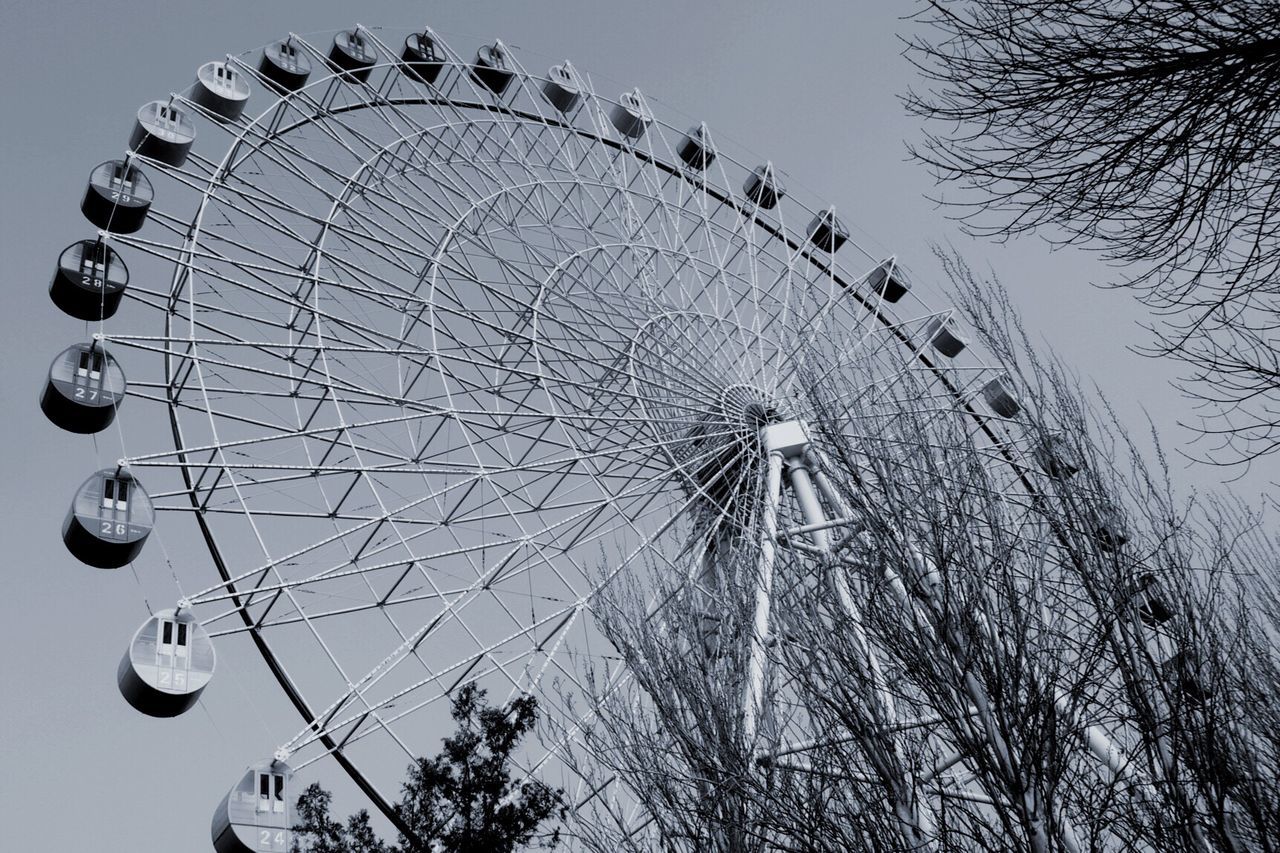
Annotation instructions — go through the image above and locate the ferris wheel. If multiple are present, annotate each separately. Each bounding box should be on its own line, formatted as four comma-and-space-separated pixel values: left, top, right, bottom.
37, 23, 1153, 852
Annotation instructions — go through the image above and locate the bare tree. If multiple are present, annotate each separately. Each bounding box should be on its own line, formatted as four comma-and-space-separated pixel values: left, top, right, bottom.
946, 252, 1280, 850
793, 395, 1122, 850
559, 533, 825, 853
904, 0, 1280, 466
560, 258, 1278, 851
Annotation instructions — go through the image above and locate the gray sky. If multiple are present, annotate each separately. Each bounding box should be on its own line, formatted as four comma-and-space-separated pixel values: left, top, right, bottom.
0, 1, 1272, 850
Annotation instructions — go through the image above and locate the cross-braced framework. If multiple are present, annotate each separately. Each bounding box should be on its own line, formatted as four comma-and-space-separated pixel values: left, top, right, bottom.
561, 269, 1277, 850
57, 24, 1135, 848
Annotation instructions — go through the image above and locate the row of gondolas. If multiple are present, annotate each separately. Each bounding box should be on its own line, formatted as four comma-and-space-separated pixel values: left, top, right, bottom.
39, 26, 1190, 853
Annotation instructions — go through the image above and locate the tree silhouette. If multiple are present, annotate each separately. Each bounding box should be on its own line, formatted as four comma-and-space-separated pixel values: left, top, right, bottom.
292, 684, 565, 853
292, 786, 388, 853
561, 258, 1279, 851
905, 0, 1280, 467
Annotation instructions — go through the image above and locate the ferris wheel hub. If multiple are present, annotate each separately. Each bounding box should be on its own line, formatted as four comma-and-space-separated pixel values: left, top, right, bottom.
760, 420, 810, 461
716, 383, 786, 432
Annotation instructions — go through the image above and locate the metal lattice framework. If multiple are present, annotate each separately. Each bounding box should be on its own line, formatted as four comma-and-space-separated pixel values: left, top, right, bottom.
54, 24, 1169, 849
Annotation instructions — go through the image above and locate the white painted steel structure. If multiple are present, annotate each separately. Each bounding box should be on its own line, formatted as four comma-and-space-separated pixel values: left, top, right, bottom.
45, 23, 1174, 849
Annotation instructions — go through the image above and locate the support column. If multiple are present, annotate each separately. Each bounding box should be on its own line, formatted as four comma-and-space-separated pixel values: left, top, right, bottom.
802, 459, 934, 848
813, 461, 1090, 851
742, 449, 784, 745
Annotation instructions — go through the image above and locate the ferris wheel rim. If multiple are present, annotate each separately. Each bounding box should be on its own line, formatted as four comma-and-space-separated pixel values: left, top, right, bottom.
94, 24, 1055, 843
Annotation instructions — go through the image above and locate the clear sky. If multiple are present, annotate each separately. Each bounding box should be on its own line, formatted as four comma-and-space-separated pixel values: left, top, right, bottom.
0, 1, 1272, 851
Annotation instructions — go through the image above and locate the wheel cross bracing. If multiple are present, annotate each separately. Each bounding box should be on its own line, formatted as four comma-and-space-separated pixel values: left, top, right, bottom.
40, 23, 1172, 851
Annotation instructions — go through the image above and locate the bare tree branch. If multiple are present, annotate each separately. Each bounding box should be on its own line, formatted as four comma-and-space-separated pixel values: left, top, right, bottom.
905, 0, 1280, 466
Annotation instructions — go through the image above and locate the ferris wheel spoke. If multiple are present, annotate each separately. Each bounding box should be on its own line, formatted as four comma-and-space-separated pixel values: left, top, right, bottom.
209, 173, 438, 302
215, 134, 475, 294
278, 386, 451, 681
152, 227, 433, 318
412, 192, 650, 348
308, 274, 639, 684
635, 151, 727, 273
116, 335, 433, 417
640, 167, 765, 334
292, 586, 594, 758
175, 437, 688, 615
295, 66, 470, 174
199, 169, 379, 260
240, 537, 555, 717
294, 485, 704, 762
179, 370, 422, 766
136, 417, 705, 511
216, 126, 376, 225
57, 26, 1086, 846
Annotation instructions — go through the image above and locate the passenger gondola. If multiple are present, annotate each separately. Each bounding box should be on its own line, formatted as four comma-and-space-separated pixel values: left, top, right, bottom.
328, 29, 376, 83
118, 607, 216, 717
401, 31, 446, 85
81, 159, 153, 234
1134, 572, 1175, 627
610, 89, 652, 139
807, 207, 849, 253
541, 62, 581, 113
193, 61, 251, 122
743, 163, 785, 209
1091, 502, 1129, 551
924, 315, 968, 358
48, 239, 128, 321
866, 258, 911, 303
1164, 651, 1212, 705
677, 123, 716, 171
1033, 435, 1081, 480
211, 756, 293, 853
258, 39, 311, 93
40, 342, 126, 434
982, 375, 1021, 418
470, 41, 514, 94
62, 468, 154, 568
129, 101, 196, 167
